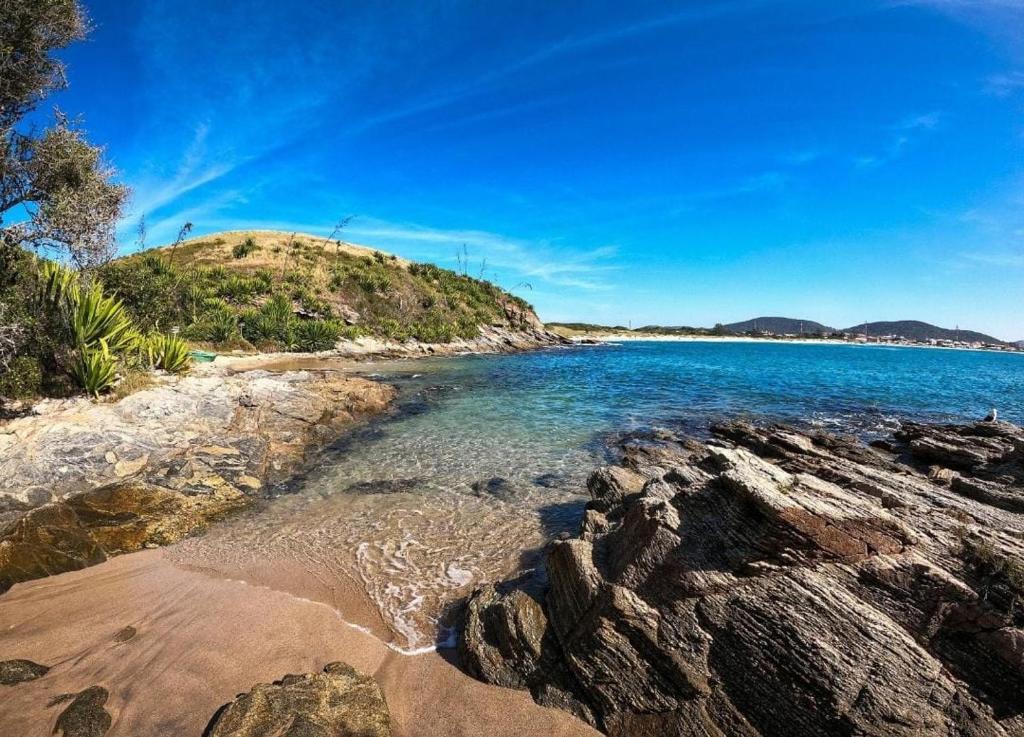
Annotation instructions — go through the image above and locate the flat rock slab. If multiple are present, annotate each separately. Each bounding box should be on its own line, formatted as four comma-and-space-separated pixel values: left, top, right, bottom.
205, 662, 392, 737
0, 370, 394, 591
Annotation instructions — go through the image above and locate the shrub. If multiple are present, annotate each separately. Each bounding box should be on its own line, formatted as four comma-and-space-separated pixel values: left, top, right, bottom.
299, 293, 332, 317
69, 283, 140, 353
72, 346, 118, 398
261, 294, 294, 322
239, 296, 296, 346
251, 269, 274, 294
377, 318, 408, 341
140, 333, 191, 374
37, 260, 80, 310
355, 269, 391, 294
217, 275, 257, 304
232, 238, 259, 259
0, 356, 43, 399
99, 257, 185, 331
410, 312, 455, 343
184, 309, 239, 344
293, 320, 341, 352
284, 270, 307, 288
329, 266, 347, 291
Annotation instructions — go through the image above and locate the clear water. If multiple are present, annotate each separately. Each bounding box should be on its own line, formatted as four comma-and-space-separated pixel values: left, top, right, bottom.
171, 341, 1024, 651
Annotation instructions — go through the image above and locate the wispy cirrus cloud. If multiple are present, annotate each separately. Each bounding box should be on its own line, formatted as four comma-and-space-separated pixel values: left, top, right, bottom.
986, 71, 1024, 96
347, 1, 773, 135
191, 215, 620, 291
854, 111, 944, 168
346, 219, 620, 291
960, 251, 1024, 268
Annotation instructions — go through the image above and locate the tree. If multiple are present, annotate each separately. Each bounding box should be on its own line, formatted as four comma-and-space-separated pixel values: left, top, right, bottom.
0, 0, 128, 271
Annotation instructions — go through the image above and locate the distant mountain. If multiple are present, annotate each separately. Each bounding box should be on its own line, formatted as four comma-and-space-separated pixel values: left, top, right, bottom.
724, 317, 835, 335
1015, 340, 1024, 349
842, 321, 1004, 344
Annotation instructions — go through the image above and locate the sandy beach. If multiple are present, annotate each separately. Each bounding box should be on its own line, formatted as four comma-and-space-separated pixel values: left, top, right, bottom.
0, 549, 599, 737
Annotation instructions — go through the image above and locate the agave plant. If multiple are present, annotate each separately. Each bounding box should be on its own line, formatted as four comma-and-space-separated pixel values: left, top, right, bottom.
72, 343, 118, 397
260, 294, 294, 322
140, 333, 191, 373
70, 282, 140, 353
37, 259, 80, 310
293, 319, 341, 352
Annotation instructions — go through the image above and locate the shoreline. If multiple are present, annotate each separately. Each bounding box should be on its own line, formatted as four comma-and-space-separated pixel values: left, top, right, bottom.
0, 332, 597, 736
566, 332, 1023, 354
0, 549, 599, 737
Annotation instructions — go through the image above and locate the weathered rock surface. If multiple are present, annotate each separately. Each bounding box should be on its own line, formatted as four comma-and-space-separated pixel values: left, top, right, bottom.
52, 686, 112, 737
0, 370, 394, 591
0, 658, 49, 685
204, 662, 392, 737
463, 419, 1024, 736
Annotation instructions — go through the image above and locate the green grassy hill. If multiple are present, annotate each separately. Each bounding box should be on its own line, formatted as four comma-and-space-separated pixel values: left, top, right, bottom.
102, 230, 542, 351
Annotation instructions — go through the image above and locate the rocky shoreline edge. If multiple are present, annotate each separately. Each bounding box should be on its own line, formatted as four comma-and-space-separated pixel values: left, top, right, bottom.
0, 368, 397, 593
0, 324, 566, 595
462, 418, 1024, 736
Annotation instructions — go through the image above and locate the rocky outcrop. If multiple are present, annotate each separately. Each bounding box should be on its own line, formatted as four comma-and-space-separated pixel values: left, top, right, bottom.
0, 659, 49, 686
0, 370, 395, 591
331, 323, 568, 359
0, 482, 247, 592
51, 686, 112, 737
463, 420, 1024, 736
204, 662, 392, 737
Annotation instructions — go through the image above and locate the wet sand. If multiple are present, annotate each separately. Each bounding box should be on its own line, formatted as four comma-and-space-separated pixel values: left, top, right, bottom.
0, 550, 599, 737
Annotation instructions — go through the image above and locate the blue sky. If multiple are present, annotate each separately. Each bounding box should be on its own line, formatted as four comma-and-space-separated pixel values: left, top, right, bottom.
50, 0, 1024, 338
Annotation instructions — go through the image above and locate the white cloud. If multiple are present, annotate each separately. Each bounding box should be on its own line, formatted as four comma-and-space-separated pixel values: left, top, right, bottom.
986, 71, 1024, 96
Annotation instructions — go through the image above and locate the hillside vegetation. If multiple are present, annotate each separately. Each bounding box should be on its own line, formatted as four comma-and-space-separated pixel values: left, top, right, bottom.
842, 320, 1003, 344
724, 316, 835, 335
101, 230, 538, 351
550, 316, 1006, 344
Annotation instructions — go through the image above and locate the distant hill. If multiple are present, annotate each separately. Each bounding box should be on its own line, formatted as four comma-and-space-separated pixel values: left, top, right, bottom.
1015, 340, 1024, 349
842, 321, 1004, 344
724, 317, 835, 335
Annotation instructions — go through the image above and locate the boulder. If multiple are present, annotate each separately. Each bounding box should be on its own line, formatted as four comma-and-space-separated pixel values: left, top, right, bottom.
52, 686, 112, 737
204, 662, 392, 737
0, 482, 246, 592
587, 466, 646, 504
0, 659, 49, 685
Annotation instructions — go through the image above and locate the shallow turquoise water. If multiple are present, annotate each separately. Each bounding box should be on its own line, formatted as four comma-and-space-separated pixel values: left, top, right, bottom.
173, 341, 1024, 650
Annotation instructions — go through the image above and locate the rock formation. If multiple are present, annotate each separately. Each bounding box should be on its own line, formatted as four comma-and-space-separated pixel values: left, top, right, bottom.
463, 420, 1024, 736
0, 370, 394, 591
204, 662, 392, 737
0, 659, 49, 686
51, 686, 112, 737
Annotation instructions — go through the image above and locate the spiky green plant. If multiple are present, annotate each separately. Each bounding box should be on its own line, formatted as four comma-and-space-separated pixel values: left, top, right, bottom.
37, 259, 80, 310
70, 282, 140, 353
294, 319, 341, 352
140, 333, 191, 373
260, 294, 293, 322
72, 343, 118, 397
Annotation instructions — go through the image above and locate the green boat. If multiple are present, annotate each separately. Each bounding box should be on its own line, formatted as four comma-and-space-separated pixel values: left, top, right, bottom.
188, 350, 217, 363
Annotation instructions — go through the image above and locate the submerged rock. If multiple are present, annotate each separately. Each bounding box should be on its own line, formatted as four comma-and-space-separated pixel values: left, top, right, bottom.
204, 662, 392, 737
0, 659, 49, 685
463, 419, 1024, 736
